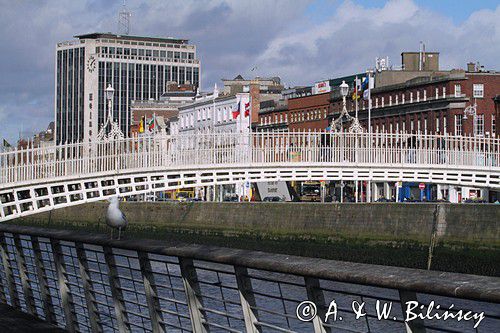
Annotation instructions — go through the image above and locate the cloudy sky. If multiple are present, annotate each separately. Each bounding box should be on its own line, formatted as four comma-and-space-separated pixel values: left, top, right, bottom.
0, 0, 499, 143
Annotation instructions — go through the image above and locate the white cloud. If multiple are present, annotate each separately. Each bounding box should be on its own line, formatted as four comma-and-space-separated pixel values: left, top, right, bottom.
256, 0, 500, 85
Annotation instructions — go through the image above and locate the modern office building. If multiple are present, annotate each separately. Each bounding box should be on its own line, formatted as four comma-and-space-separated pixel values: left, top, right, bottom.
55, 33, 200, 144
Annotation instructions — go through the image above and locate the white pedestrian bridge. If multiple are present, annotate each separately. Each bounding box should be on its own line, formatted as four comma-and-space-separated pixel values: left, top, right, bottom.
1, 131, 499, 221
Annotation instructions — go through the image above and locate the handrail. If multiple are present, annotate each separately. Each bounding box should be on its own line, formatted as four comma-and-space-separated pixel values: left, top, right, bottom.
0, 223, 499, 332
1, 131, 499, 187
0, 223, 498, 303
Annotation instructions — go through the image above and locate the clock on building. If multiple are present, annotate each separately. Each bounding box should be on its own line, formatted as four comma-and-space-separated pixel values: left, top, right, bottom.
86, 56, 96, 73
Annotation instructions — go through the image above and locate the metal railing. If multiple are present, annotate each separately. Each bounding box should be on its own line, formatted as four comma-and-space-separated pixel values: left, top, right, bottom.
1, 131, 499, 187
0, 224, 499, 332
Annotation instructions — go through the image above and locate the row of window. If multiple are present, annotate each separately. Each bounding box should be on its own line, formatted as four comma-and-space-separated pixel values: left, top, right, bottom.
454, 114, 494, 136
96, 39, 193, 50
373, 116, 448, 135
56, 48, 85, 144
179, 104, 243, 129
366, 83, 484, 110
289, 109, 327, 123
260, 113, 288, 126
96, 46, 195, 60
370, 113, 495, 137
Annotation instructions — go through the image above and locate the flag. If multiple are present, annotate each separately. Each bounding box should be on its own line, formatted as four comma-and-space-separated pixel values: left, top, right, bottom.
360, 76, 369, 91
351, 77, 361, 100
139, 116, 145, 133
244, 102, 250, 117
361, 75, 371, 100
148, 114, 155, 131
232, 101, 241, 119
363, 89, 369, 100
2, 139, 11, 147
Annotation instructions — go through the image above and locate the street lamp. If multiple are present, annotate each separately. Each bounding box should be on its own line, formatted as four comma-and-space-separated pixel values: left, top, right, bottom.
106, 84, 115, 119
463, 99, 477, 136
339, 80, 349, 98
329, 80, 364, 133
97, 84, 123, 141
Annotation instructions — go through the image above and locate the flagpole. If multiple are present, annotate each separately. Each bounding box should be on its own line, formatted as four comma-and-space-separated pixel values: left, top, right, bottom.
367, 70, 373, 134
355, 75, 359, 120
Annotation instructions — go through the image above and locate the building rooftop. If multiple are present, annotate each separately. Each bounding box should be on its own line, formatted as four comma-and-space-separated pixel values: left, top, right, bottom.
74, 33, 189, 45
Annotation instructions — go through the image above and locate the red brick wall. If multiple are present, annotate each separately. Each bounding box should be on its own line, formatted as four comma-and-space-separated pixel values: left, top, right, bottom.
356, 73, 500, 136
495, 97, 500, 137
287, 93, 330, 131
250, 83, 260, 125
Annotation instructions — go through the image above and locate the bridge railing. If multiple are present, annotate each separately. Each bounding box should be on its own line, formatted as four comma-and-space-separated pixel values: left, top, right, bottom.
1, 131, 499, 186
0, 224, 499, 333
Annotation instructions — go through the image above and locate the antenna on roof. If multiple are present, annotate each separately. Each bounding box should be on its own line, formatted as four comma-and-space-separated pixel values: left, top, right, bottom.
118, 0, 131, 35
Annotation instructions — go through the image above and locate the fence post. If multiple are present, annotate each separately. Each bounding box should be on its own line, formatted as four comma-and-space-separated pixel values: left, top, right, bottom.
50, 239, 78, 333
31, 236, 57, 324
399, 290, 426, 333
234, 265, 261, 333
179, 257, 208, 333
75, 242, 102, 333
138, 251, 165, 333
305, 277, 331, 333
13, 234, 36, 315
103, 246, 131, 333
0, 233, 19, 307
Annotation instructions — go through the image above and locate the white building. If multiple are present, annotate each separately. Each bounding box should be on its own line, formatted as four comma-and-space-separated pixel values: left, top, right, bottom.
55, 33, 200, 144
175, 86, 252, 200
177, 86, 251, 135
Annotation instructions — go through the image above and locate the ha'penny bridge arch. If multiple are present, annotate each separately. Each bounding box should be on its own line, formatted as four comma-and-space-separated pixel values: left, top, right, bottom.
1, 131, 499, 221
0, 130, 499, 333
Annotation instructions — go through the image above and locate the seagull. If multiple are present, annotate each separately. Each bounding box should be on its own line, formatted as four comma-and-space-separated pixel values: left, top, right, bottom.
106, 197, 128, 240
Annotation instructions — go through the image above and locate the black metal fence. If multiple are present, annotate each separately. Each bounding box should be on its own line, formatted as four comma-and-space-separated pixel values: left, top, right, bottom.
0, 224, 498, 332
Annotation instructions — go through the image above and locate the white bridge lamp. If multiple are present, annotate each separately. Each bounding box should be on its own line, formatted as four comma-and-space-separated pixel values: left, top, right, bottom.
330, 80, 364, 133
463, 99, 477, 136
97, 84, 123, 141
106, 84, 115, 119
340, 80, 349, 99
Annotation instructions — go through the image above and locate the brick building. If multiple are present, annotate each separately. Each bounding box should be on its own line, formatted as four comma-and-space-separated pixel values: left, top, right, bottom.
287, 92, 331, 131
329, 69, 500, 137
494, 95, 500, 137
256, 99, 288, 131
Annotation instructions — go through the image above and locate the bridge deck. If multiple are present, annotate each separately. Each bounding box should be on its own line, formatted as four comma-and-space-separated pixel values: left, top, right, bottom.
0, 303, 66, 333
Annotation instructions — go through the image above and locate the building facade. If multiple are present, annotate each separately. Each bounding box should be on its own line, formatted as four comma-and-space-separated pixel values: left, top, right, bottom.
130, 83, 197, 136
177, 90, 251, 135
221, 75, 283, 96
175, 88, 251, 200
256, 100, 288, 131
494, 95, 500, 137
55, 33, 200, 144
347, 71, 500, 137
288, 92, 331, 131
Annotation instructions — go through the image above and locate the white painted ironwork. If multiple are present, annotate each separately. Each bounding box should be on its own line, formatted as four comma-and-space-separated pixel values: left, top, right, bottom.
463, 99, 478, 137
0, 224, 499, 332
330, 80, 364, 133
0, 130, 499, 221
97, 84, 124, 142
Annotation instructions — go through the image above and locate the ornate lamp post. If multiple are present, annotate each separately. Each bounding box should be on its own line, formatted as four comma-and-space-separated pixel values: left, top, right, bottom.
97, 84, 124, 141
106, 84, 115, 119
329, 81, 364, 133
463, 99, 477, 136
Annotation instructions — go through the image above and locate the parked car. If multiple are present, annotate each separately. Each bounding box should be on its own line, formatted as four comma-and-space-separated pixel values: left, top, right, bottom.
263, 196, 284, 202
223, 194, 239, 202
